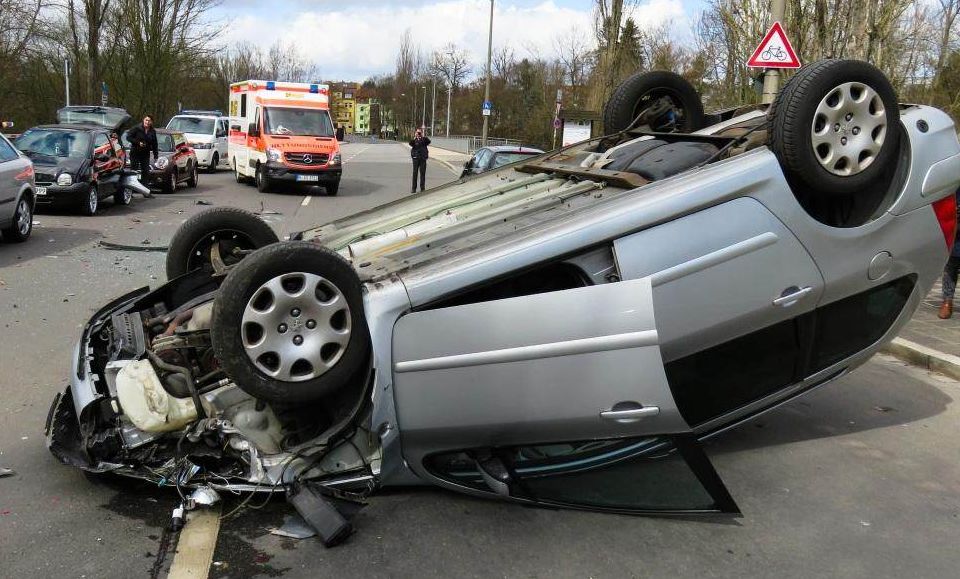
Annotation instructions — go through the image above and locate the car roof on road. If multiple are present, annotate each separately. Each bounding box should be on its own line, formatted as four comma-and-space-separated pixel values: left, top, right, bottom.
481, 145, 545, 154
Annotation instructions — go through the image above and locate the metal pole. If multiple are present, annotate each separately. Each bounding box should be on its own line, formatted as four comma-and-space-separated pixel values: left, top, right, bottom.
446, 86, 452, 138
412, 86, 417, 134
64, 59, 70, 106
421, 86, 427, 130
430, 77, 437, 136
481, 0, 494, 146
761, 0, 787, 104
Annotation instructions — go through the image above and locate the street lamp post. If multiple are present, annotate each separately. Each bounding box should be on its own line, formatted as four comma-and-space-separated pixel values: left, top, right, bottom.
761, 0, 787, 104
421, 86, 427, 130
431, 76, 437, 136
481, 0, 494, 146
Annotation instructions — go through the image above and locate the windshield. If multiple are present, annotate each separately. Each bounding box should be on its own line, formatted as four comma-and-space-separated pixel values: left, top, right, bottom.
264, 107, 334, 137
157, 134, 175, 152
492, 151, 540, 168
167, 116, 215, 135
15, 129, 90, 158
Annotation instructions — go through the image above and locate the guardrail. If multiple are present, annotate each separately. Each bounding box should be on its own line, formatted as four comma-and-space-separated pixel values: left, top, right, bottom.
429, 135, 522, 154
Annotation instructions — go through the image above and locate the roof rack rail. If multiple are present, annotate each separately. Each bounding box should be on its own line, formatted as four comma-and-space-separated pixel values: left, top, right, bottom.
178, 109, 224, 117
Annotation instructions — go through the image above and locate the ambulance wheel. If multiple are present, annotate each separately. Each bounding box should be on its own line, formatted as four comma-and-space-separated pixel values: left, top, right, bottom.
256, 164, 272, 193
326, 181, 339, 196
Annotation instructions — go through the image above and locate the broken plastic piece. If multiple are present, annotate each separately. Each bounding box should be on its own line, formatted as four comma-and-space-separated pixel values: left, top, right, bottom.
0, 468, 15, 478
189, 486, 220, 508
287, 483, 353, 548
269, 514, 317, 539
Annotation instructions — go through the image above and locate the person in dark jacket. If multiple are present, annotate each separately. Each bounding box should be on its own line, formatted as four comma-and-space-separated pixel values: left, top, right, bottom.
409, 128, 430, 193
125, 116, 158, 197
938, 191, 960, 318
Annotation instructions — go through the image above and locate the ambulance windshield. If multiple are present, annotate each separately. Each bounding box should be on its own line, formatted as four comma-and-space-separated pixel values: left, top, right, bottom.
264, 107, 334, 137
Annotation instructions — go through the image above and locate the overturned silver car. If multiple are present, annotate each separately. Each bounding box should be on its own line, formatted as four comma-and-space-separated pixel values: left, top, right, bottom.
47, 61, 960, 545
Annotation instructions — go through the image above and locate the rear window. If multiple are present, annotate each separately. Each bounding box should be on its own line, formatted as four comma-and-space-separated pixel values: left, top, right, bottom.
167, 116, 215, 135
492, 151, 539, 168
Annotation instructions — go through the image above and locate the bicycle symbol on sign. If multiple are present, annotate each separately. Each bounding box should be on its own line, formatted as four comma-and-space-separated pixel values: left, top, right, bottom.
761, 46, 787, 61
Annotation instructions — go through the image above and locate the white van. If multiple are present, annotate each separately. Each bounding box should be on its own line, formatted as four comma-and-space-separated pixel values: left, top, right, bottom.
166, 110, 228, 172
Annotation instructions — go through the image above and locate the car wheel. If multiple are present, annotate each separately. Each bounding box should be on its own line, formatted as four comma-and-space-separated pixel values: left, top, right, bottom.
211, 242, 370, 404
165, 207, 280, 279
187, 163, 199, 188
255, 164, 271, 193
163, 171, 176, 193
234, 160, 244, 184
603, 70, 705, 134
769, 59, 901, 197
80, 185, 98, 216
209, 153, 219, 173
2, 196, 33, 242
113, 186, 133, 206
325, 180, 340, 196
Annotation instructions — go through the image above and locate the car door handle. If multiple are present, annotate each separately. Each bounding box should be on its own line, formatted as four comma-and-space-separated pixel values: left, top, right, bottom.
773, 286, 813, 308
600, 406, 660, 423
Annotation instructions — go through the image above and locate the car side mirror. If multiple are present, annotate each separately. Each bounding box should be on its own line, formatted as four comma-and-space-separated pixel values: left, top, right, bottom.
248, 123, 260, 138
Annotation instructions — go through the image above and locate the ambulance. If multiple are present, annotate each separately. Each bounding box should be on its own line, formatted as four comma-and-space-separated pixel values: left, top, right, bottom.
228, 80, 342, 195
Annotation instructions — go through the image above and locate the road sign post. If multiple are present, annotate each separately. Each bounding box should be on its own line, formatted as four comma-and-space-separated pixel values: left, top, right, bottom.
748, 19, 800, 104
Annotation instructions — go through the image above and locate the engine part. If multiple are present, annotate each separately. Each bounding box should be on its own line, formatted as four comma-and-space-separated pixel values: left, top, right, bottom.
185, 302, 214, 332
116, 359, 199, 433
109, 312, 146, 360
203, 385, 285, 454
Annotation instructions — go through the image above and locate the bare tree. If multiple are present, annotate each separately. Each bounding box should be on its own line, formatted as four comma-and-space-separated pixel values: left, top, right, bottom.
434, 42, 470, 137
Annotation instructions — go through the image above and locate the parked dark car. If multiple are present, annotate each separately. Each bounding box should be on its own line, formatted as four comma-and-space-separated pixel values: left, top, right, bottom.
14, 106, 136, 215
461, 145, 545, 178
122, 129, 199, 193
0, 132, 36, 242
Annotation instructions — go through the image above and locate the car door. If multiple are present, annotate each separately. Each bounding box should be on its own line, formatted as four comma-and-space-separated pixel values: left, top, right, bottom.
216, 119, 229, 162
0, 135, 23, 222
392, 276, 739, 515
611, 197, 826, 430
92, 131, 120, 195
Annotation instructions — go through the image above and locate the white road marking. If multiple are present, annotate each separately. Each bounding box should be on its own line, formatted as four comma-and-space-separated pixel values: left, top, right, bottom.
301, 196, 312, 207
167, 508, 222, 579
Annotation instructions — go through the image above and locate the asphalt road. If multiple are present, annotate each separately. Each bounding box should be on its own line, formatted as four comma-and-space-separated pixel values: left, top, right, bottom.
2, 142, 959, 578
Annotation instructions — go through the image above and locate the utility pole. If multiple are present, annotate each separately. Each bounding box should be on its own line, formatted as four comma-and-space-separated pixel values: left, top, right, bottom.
481, 0, 494, 146
421, 85, 427, 130
761, 0, 787, 104
430, 76, 437, 136
446, 85, 452, 138
64, 59, 70, 107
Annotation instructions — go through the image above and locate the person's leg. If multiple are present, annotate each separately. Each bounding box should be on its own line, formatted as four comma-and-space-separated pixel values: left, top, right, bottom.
419, 158, 427, 191
939, 256, 960, 318
411, 160, 418, 193
135, 153, 153, 197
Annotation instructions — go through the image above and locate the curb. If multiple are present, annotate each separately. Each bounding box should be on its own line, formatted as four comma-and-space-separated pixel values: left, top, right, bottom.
882, 337, 960, 381
429, 156, 462, 175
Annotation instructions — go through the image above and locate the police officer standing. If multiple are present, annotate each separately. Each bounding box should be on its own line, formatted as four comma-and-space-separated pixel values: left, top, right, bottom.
125, 115, 157, 197
409, 128, 430, 194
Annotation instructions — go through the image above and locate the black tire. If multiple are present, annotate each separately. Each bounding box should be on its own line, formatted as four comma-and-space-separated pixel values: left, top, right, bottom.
209, 153, 219, 173
165, 207, 279, 279
603, 71, 705, 134
2, 195, 33, 242
234, 160, 245, 184
79, 184, 98, 216
768, 59, 900, 197
211, 242, 370, 404
162, 170, 176, 193
326, 180, 340, 196
187, 163, 199, 188
255, 164, 271, 193
113, 186, 133, 206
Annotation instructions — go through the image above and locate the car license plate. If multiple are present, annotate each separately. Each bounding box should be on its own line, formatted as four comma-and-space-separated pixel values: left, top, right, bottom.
296, 175, 319, 182
36, 187, 47, 196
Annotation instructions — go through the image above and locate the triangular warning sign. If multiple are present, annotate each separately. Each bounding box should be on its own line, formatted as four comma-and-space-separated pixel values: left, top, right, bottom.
748, 22, 800, 69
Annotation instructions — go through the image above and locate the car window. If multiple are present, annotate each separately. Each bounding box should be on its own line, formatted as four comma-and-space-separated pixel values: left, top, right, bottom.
156, 134, 175, 152
492, 152, 538, 168
167, 116, 216, 135
173, 133, 185, 148
0, 135, 19, 162
474, 149, 492, 168
15, 129, 91, 159
428, 436, 736, 513
94, 133, 115, 158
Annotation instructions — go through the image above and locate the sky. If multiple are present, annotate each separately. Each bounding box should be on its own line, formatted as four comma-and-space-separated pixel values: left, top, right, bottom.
211, 0, 707, 82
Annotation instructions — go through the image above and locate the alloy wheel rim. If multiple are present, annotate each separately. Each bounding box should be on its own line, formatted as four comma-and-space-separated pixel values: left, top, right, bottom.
811, 81, 887, 177
17, 199, 30, 235
241, 272, 352, 382
123, 188, 132, 204
89, 188, 98, 213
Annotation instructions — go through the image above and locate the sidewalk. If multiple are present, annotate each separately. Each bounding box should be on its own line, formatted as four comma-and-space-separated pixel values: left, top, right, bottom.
428, 146, 470, 175
884, 280, 960, 380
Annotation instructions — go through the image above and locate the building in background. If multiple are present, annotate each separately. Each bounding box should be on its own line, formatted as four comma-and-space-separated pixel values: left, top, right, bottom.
329, 82, 359, 134
356, 101, 371, 135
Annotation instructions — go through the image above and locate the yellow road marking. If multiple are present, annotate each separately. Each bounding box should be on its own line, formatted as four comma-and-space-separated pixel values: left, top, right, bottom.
167, 508, 222, 579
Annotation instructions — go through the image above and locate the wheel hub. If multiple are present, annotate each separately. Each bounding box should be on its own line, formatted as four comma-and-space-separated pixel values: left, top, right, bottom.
241, 272, 352, 382
17, 200, 30, 235
811, 81, 887, 177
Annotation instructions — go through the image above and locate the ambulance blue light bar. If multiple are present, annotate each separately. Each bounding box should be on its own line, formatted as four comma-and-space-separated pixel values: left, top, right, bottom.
310, 84, 319, 93
266, 81, 276, 90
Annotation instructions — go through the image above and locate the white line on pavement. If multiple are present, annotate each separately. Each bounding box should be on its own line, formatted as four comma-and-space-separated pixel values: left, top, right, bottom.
301, 196, 312, 207
167, 508, 222, 579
